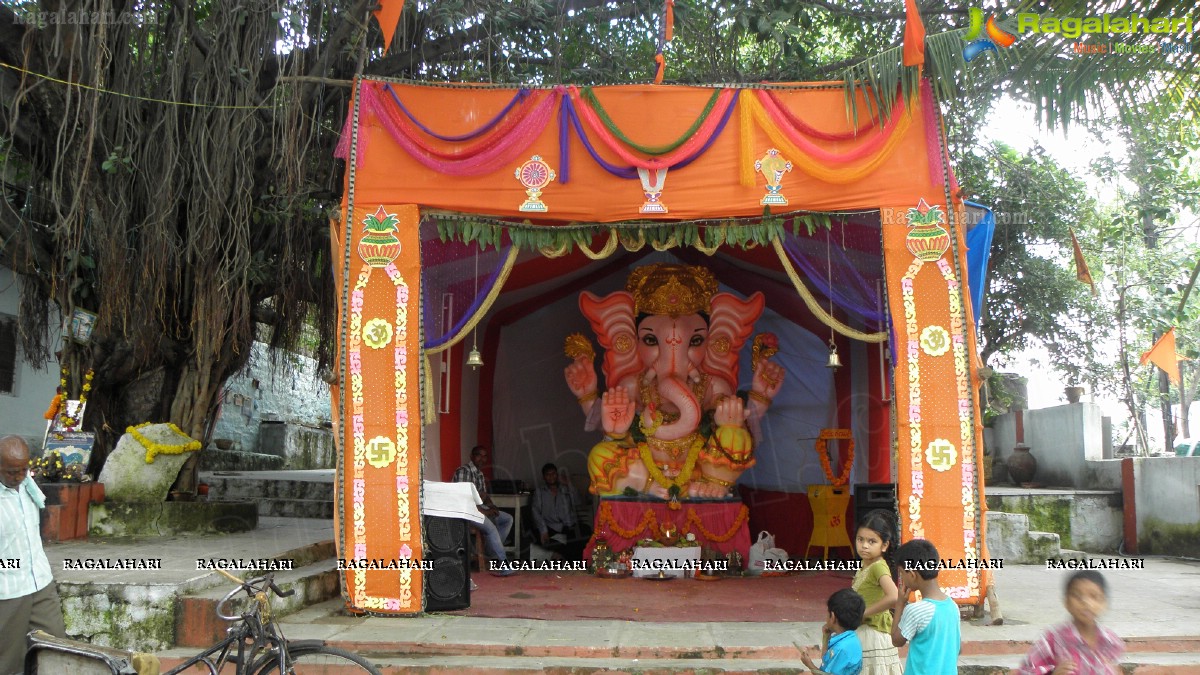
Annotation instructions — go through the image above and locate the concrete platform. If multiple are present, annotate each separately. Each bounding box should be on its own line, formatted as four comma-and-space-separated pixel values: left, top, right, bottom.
146, 556, 1200, 673
45, 516, 337, 650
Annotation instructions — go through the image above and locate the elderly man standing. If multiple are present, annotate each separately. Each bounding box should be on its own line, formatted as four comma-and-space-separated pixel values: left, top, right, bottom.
0, 435, 66, 674
452, 445, 516, 576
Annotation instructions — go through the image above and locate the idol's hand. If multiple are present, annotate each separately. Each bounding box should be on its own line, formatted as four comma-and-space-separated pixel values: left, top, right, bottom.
713, 394, 747, 428
565, 357, 598, 401
751, 359, 785, 401
601, 387, 635, 437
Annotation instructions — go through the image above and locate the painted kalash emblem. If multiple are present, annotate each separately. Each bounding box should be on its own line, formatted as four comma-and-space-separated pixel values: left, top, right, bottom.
904, 198, 950, 262
515, 155, 555, 212
754, 148, 793, 206
637, 167, 669, 214
358, 206, 402, 268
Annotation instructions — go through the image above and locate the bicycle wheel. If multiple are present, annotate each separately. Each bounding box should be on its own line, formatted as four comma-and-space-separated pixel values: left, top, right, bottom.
253, 645, 381, 675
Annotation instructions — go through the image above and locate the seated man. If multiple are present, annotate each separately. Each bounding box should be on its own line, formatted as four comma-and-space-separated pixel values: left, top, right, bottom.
531, 463, 590, 561
453, 445, 516, 576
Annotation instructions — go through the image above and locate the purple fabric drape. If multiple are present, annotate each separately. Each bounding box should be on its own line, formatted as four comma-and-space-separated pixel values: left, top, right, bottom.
384, 85, 532, 142
557, 90, 740, 183
781, 229, 886, 333
423, 244, 512, 351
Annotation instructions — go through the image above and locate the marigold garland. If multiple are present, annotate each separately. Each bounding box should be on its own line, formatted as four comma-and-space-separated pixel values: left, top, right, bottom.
593, 501, 749, 544
639, 437, 701, 491
815, 428, 855, 487
51, 368, 94, 430
127, 422, 202, 464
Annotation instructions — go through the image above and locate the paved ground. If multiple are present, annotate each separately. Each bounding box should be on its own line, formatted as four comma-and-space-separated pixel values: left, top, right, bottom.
41, 512, 1200, 672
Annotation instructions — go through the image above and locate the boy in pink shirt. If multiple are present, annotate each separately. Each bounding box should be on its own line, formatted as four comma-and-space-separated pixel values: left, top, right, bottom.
1016, 570, 1124, 674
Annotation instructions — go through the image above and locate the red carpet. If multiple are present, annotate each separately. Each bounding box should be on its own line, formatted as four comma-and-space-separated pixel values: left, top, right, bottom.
446, 570, 855, 622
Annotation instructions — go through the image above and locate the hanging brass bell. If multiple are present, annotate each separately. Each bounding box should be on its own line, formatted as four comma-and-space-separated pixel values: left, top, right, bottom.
825, 343, 842, 369
466, 345, 484, 369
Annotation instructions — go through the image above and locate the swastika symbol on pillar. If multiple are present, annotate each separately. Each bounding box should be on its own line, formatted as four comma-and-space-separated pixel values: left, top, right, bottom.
925, 439, 957, 472
367, 436, 397, 469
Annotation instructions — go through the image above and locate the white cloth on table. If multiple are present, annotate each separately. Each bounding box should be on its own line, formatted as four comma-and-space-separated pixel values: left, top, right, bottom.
423, 481, 485, 524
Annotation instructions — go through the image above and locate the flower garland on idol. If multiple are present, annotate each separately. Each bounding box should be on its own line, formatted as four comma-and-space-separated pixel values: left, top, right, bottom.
45, 367, 94, 435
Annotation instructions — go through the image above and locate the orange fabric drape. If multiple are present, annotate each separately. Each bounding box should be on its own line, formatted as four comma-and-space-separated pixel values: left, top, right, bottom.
349, 82, 942, 221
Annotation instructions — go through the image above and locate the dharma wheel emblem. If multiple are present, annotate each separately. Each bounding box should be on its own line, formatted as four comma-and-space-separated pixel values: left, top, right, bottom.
515, 155, 555, 212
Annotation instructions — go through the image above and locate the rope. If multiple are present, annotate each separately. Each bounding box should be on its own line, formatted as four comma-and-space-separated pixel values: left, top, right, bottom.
0, 62, 267, 110
577, 229, 621, 259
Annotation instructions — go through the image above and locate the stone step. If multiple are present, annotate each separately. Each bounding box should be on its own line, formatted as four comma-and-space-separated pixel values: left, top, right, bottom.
175, 555, 341, 648
203, 476, 335, 501
985, 511, 1062, 564
256, 497, 335, 519
54, 532, 335, 652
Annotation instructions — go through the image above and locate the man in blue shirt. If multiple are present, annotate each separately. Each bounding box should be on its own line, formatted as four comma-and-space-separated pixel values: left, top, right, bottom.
0, 435, 66, 674
802, 588, 864, 675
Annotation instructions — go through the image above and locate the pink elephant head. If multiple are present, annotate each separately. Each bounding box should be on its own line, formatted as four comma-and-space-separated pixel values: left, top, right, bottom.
580, 264, 765, 438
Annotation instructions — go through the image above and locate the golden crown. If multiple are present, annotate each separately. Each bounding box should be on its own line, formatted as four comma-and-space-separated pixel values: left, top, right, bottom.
627, 264, 718, 317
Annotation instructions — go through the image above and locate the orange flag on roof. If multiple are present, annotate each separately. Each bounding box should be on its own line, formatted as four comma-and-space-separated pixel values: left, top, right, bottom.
1070, 228, 1097, 296
373, 0, 406, 53
902, 0, 926, 66
1141, 328, 1181, 386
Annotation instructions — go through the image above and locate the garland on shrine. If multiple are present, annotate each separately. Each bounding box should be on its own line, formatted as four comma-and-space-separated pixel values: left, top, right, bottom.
126, 422, 201, 464
815, 429, 855, 487
594, 501, 750, 543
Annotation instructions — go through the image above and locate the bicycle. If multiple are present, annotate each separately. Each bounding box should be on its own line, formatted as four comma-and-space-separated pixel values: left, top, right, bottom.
25, 568, 381, 674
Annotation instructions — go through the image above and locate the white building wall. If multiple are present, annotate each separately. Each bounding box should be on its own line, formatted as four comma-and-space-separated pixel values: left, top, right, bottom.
0, 266, 63, 449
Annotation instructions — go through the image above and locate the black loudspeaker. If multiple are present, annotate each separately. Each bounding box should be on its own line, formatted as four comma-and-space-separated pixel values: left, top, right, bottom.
854, 483, 898, 534
423, 515, 471, 611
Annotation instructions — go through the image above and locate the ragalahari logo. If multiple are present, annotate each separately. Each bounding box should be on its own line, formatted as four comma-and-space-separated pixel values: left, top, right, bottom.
962, 7, 1017, 61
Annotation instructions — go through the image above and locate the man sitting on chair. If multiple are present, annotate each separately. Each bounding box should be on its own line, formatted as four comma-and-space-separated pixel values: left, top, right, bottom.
453, 445, 516, 577
531, 463, 590, 561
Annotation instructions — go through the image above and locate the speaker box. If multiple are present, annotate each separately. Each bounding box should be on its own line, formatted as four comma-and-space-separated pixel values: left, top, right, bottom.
423, 515, 471, 611
853, 483, 898, 537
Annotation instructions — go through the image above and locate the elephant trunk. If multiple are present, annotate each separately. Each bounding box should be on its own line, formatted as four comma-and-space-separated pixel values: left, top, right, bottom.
652, 375, 701, 441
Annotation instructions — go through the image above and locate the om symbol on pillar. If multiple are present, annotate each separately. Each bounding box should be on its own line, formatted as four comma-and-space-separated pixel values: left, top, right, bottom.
563, 264, 785, 501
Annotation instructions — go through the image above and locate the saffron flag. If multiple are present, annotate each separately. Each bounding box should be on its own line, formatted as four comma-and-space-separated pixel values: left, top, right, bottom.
1141, 328, 1181, 386
902, 0, 926, 66
1070, 228, 1097, 296
372, 0, 406, 53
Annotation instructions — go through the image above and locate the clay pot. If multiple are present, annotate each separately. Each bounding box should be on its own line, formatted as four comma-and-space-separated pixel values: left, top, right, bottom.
1065, 386, 1084, 404
1006, 444, 1038, 485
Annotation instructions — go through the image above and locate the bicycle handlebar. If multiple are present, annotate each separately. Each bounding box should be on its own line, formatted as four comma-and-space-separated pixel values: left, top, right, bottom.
213, 569, 296, 621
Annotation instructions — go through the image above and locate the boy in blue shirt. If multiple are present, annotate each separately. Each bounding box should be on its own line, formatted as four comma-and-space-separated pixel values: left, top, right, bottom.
891, 539, 961, 674
801, 588, 864, 675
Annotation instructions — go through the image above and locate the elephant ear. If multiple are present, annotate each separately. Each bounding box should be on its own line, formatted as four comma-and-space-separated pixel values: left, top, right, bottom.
580, 291, 640, 391
703, 292, 765, 393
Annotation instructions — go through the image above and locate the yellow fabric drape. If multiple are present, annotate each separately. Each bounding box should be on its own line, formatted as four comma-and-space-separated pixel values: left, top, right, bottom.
421, 244, 520, 421
771, 237, 887, 343
740, 94, 913, 186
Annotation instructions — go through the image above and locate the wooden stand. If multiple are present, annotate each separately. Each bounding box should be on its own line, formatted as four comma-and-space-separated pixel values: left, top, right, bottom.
805, 485, 852, 559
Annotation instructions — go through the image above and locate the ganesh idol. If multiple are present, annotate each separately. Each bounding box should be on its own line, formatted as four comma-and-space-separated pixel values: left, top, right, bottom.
564, 263, 785, 501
